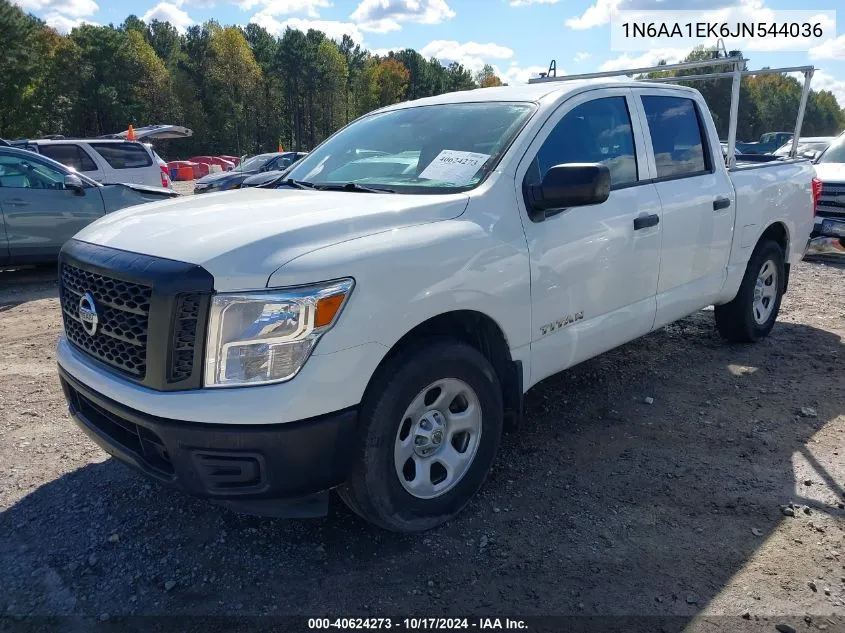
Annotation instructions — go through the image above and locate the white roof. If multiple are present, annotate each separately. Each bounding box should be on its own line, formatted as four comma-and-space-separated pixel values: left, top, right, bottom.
374, 79, 698, 113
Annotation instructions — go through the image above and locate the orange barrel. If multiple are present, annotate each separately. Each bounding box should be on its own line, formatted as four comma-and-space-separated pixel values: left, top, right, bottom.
175, 166, 194, 181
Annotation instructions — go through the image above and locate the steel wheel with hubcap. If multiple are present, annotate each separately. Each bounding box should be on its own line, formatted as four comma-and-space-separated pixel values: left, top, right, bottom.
752, 259, 778, 325
394, 378, 482, 500
338, 339, 503, 532
715, 239, 785, 343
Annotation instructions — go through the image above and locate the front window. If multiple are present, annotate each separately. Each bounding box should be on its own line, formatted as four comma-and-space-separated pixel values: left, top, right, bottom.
237, 154, 275, 172
818, 135, 845, 164
0, 153, 65, 188
283, 102, 536, 194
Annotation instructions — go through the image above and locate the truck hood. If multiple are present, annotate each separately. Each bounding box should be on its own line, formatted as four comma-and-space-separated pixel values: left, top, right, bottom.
814, 162, 845, 182
73, 187, 470, 290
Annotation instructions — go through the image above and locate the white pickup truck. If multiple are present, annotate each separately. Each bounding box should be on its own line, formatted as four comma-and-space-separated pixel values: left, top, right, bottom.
56, 68, 818, 532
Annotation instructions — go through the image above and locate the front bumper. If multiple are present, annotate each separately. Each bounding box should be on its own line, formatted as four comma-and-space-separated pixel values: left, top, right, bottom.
59, 366, 358, 517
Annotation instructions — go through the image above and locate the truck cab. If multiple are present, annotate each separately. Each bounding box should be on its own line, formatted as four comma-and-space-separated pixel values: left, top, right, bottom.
56, 66, 816, 532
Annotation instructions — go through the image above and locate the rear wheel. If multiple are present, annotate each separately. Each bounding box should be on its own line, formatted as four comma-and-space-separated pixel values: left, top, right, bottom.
714, 239, 785, 343
337, 339, 503, 532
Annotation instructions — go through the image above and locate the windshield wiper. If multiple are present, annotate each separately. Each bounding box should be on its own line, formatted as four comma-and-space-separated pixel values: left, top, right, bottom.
260, 177, 316, 190
314, 182, 396, 194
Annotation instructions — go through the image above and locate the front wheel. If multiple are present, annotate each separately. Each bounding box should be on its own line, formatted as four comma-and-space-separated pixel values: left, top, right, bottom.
337, 340, 503, 532
714, 239, 785, 343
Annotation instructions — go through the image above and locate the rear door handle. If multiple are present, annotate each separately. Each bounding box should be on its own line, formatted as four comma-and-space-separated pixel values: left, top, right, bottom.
633, 214, 660, 230
2, 198, 30, 207
713, 196, 731, 211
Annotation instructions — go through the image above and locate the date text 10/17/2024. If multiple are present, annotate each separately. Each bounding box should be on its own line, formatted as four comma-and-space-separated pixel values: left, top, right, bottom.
307, 618, 528, 630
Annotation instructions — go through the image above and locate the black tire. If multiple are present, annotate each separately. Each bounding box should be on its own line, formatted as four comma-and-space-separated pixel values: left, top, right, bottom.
714, 239, 785, 343
337, 339, 503, 532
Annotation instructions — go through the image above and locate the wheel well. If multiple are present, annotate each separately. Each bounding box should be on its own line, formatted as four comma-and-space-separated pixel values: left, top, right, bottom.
758, 222, 790, 292
369, 311, 524, 430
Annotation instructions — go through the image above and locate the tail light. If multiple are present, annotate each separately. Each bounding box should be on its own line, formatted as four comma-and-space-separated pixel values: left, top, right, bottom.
811, 177, 822, 217
160, 165, 171, 189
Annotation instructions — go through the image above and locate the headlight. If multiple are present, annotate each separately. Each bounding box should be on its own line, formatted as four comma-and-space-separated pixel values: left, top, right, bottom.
204, 279, 354, 388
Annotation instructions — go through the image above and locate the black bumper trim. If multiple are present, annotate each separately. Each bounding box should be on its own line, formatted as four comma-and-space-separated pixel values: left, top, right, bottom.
60, 366, 358, 511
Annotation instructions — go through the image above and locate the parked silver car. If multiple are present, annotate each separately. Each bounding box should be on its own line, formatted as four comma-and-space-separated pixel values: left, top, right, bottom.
0, 147, 178, 265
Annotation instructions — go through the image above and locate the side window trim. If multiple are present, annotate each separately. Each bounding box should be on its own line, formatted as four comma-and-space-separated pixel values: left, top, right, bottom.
514, 87, 655, 223
633, 89, 716, 183
522, 89, 647, 188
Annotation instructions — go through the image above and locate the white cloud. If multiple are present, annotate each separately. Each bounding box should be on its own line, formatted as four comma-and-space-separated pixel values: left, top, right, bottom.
44, 11, 98, 32
420, 39, 513, 73
510, 0, 561, 5
370, 46, 402, 56
234, 0, 329, 16
499, 63, 551, 84
141, 2, 194, 32
565, 0, 621, 29
13, 0, 97, 17
806, 70, 845, 109
809, 34, 845, 61
566, 0, 766, 30
351, 0, 455, 33
598, 48, 687, 71
574, 52, 590, 62
179, 0, 216, 7
249, 13, 365, 42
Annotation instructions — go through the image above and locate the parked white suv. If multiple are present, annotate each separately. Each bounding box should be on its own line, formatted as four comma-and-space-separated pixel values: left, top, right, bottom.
56, 76, 816, 532
13, 138, 170, 188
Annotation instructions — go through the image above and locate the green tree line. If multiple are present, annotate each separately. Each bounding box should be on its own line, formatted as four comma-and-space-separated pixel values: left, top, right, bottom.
0, 0, 485, 158
646, 48, 845, 141
2, 0, 843, 160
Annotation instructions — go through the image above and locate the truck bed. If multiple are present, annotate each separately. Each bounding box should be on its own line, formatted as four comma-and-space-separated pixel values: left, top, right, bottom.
728, 157, 816, 269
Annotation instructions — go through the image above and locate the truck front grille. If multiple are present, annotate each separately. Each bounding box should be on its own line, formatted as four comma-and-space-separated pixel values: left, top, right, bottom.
60, 263, 151, 377
58, 240, 214, 391
169, 294, 202, 383
818, 182, 845, 218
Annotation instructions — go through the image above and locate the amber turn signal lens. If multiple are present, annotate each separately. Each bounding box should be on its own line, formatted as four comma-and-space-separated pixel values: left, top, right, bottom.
315, 294, 346, 328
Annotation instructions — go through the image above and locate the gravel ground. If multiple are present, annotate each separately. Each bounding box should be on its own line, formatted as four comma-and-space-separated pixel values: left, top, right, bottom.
0, 258, 843, 631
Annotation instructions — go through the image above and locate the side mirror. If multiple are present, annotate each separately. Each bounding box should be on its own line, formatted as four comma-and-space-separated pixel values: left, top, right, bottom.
525, 163, 611, 221
802, 150, 821, 162
64, 174, 86, 196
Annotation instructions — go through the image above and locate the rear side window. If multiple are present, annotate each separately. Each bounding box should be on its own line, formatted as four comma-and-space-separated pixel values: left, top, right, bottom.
526, 96, 638, 189
641, 96, 712, 179
39, 144, 97, 172
88, 142, 153, 169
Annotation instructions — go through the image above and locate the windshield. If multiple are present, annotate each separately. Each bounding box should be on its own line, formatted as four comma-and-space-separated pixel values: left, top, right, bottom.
818, 135, 845, 164
237, 154, 275, 172
283, 102, 536, 194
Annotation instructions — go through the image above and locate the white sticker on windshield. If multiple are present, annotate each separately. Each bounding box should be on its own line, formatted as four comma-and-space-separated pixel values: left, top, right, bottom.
418, 150, 492, 185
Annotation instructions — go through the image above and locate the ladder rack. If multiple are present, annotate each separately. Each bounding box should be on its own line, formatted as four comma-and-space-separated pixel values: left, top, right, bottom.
529, 56, 815, 169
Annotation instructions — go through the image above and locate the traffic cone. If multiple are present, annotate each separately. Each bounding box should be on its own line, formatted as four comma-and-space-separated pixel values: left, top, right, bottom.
127, 125, 135, 141
278, 140, 284, 152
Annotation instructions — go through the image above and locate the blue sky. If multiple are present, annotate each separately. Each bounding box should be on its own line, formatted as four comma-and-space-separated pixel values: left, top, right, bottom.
15, 0, 845, 106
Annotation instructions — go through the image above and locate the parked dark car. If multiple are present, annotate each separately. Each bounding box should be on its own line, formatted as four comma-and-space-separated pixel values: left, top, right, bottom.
0, 147, 178, 265
241, 152, 309, 188
735, 131, 793, 155
193, 151, 308, 193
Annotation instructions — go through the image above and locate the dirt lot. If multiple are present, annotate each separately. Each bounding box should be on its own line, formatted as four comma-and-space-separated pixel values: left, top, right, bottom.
1, 259, 843, 630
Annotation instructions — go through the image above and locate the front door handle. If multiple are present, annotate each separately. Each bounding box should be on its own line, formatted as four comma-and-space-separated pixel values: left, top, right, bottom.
633, 214, 660, 230
713, 196, 731, 211
3, 198, 30, 207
